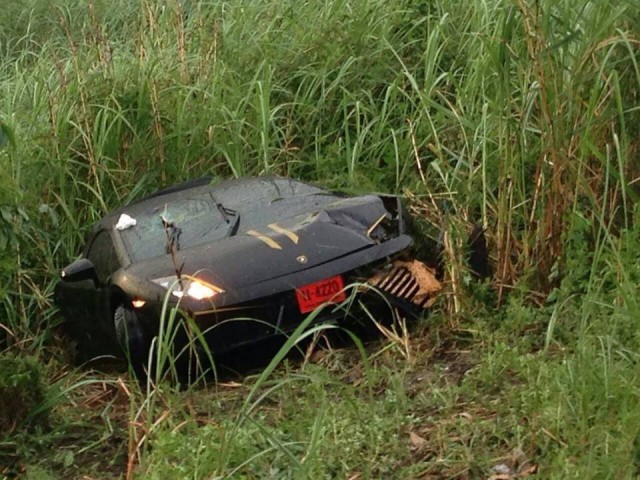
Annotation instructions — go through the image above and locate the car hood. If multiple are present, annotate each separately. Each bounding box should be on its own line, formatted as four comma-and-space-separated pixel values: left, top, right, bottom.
112, 195, 412, 306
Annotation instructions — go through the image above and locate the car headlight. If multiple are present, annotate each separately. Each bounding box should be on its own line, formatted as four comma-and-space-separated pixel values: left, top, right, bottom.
181, 280, 217, 300
151, 275, 223, 300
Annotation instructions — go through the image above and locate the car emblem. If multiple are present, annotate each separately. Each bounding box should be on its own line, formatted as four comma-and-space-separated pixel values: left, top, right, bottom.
296, 255, 308, 264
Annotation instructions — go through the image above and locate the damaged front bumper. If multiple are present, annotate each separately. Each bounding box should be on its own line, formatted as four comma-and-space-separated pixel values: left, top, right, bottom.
162, 257, 443, 357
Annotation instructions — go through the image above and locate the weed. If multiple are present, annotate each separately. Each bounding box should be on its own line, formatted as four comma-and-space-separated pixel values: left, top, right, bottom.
1, 0, 639, 477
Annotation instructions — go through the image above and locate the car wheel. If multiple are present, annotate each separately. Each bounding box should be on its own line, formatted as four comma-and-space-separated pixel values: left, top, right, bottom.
114, 304, 148, 380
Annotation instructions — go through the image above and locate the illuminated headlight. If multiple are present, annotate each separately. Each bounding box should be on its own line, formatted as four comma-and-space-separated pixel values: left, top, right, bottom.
151, 276, 223, 300
181, 281, 217, 300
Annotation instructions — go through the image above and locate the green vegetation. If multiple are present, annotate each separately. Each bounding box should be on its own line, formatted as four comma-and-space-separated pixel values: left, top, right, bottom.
1, 0, 639, 477
0, 355, 49, 434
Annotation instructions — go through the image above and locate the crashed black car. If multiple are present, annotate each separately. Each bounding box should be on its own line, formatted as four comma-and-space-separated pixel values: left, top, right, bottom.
55, 177, 441, 377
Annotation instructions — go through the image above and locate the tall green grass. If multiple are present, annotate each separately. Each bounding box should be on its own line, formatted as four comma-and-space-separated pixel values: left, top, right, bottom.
1, 0, 639, 477
1, 0, 637, 337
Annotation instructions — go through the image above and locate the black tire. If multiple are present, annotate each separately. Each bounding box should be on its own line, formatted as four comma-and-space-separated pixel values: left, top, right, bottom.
114, 304, 148, 380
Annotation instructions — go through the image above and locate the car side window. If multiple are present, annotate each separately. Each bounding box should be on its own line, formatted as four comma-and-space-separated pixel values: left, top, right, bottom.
86, 231, 120, 284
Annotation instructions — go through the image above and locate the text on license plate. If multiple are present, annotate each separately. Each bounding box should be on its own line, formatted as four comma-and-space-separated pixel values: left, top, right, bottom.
295, 275, 347, 314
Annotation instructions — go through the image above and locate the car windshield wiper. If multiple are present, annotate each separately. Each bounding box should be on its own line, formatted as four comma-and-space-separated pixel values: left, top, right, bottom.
210, 194, 240, 236
217, 203, 236, 223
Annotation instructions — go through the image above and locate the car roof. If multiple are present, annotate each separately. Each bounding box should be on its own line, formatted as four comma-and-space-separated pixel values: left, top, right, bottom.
91, 176, 331, 232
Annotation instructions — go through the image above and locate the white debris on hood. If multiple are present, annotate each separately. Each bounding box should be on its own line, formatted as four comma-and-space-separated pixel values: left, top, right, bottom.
115, 213, 137, 230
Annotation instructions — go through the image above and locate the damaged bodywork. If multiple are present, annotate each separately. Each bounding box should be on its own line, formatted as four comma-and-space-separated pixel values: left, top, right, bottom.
55, 177, 441, 376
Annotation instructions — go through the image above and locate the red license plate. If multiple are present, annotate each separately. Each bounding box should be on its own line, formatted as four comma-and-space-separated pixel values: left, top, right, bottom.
295, 275, 347, 314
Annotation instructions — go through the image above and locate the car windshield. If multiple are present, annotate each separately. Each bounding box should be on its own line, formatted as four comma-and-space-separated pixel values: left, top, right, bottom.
118, 192, 235, 262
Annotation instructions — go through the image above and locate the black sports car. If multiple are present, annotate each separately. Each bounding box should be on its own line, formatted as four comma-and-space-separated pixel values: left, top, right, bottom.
55, 177, 441, 377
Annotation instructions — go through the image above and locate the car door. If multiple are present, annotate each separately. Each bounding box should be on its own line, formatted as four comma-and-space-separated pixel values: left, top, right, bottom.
57, 229, 122, 359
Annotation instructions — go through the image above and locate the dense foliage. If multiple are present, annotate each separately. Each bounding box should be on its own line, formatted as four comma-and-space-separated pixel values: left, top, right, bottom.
1, 0, 639, 477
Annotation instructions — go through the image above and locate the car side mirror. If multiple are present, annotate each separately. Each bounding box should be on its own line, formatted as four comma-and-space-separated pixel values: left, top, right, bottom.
61, 258, 99, 284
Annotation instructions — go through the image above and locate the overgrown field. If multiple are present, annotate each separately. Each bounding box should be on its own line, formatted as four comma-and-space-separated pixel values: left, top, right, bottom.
1, 0, 639, 478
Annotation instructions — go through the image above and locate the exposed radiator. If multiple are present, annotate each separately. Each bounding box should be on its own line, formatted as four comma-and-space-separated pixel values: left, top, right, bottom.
369, 260, 442, 308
